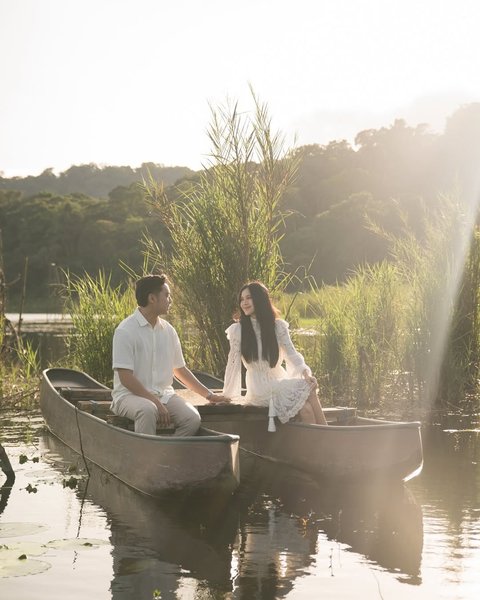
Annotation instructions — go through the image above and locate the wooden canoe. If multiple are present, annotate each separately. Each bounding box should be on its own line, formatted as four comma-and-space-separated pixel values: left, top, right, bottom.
175, 389, 423, 483
39, 368, 240, 497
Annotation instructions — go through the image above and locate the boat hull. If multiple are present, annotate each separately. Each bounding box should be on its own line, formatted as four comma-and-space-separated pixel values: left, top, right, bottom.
182, 394, 423, 483
40, 369, 240, 497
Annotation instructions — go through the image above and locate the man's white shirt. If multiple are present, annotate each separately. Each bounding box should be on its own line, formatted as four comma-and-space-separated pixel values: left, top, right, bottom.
112, 308, 186, 405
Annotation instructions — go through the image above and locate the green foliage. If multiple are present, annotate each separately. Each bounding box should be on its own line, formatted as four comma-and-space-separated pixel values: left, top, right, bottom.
0, 186, 168, 310
63, 271, 136, 385
282, 192, 397, 283
391, 196, 480, 407
1, 311, 39, 406
1, 103, 480, 310
294, 262, 402, 409
0, 345, 39, 406
142, 92, 298, 374
292, 195, 480, 414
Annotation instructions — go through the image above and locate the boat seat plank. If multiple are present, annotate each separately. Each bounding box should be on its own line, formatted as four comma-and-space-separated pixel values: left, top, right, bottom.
60, 387, 112, 401
60, 385, 356, 424
76, 400, 112, 411
70, 394, 356, 422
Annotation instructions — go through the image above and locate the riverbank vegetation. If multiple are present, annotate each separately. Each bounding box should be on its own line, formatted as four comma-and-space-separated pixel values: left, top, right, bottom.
58, 193, 480, 418
142, 92, 298, 374
63, 271, 135, 385
285, 200, 480, 418
1, 252, 39, 408
1, 99, 479, 418
1, 103, 479, 311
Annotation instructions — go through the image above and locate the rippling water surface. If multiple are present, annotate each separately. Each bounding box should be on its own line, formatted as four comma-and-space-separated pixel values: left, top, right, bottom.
1, 409, 479, 599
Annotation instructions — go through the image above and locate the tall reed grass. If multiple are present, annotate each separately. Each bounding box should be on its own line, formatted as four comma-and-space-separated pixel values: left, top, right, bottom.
0, 313, 39, 406
56, 196, 480, 418
62, 271, 136, 385
142, 91, 298, 375
291, 196, 480, 416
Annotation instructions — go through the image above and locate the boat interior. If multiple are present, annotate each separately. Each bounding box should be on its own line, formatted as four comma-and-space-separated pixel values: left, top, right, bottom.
57, 385, 358, 434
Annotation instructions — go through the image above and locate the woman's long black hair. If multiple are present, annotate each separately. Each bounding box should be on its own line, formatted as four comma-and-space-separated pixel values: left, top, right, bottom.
238, 282, 280, 368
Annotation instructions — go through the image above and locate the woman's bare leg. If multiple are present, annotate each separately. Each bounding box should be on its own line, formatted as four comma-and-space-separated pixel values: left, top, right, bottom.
298, 401, 316, 424
308, 388, 328, 425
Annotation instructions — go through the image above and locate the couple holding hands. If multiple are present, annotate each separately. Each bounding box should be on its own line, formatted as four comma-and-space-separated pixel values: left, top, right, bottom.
112, 274, 327, 436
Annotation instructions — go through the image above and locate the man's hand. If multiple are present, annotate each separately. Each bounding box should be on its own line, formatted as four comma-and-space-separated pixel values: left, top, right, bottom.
208, 393, 231, 404
152, 397, 171, 427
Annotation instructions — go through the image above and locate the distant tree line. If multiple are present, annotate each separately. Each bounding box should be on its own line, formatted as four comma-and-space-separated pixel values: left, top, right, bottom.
0, 163, 195, 199
0, 103, 479, 310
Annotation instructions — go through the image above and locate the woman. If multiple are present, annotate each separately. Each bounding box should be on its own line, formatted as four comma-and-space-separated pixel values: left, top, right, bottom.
223, 282, 328, 430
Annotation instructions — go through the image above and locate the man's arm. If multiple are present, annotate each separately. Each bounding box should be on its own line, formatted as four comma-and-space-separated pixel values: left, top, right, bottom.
116, 368, 171, 426
173, 366, 230, 403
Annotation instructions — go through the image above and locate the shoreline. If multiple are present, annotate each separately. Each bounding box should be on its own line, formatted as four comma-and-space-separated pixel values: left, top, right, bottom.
5, 313, 71, 324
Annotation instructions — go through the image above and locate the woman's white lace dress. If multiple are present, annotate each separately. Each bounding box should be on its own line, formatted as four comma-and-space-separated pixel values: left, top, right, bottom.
222, 319, 313, 428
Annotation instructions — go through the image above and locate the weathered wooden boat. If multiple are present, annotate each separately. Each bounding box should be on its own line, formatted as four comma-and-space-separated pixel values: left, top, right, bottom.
175, 384, 423, 483
40, 368, 240, 497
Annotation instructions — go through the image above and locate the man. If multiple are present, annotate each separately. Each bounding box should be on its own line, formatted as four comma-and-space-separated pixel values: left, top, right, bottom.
112, 274, 229, 436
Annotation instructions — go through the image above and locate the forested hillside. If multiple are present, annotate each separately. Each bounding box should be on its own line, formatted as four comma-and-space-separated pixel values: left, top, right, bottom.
1, 103, 479, 310
0, 163, 195, 198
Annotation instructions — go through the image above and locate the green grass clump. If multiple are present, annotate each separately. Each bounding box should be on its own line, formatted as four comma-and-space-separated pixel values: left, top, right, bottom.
63, 271, 136, 386
142, 90, 298, 375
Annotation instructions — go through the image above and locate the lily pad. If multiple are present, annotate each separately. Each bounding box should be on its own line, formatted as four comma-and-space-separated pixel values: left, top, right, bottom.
0, 542, 47, 558
0, 523, 48, 538
0, 557, 51, 578
45, 538, 108, 550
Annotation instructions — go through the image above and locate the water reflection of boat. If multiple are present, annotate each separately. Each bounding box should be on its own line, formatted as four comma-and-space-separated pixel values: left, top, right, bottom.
0, 483, 13, 517
237, 453, 424, 582
42, 432, 236, 598
0, 443, 15, 485
41, 433, 423, 599
41, 434, 321, 599
82, 464, 320, 599
0, 444, 15, 517
85, 470, 238, 598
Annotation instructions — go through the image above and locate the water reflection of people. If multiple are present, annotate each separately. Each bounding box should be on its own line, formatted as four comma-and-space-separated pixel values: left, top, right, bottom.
44, 433, 316, 600
231, 502, 317, 599
61, 450, 236, 599
92, 469, 317, 600
42, 433, 423, 598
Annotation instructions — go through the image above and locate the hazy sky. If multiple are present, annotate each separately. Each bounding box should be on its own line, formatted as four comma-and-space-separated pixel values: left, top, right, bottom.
1, 0, 479, 176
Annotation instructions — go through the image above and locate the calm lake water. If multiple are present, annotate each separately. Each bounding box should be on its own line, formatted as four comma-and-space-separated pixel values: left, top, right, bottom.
1, 408, 479, 600
2, 318, 480, 598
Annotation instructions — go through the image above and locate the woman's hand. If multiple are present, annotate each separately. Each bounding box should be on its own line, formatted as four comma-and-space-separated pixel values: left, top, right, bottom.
303, 370, 318, 388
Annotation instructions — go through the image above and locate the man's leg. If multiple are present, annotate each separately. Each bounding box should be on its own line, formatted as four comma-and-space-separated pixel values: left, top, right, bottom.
165, 394, 201, 436
112, 394, 158, 435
